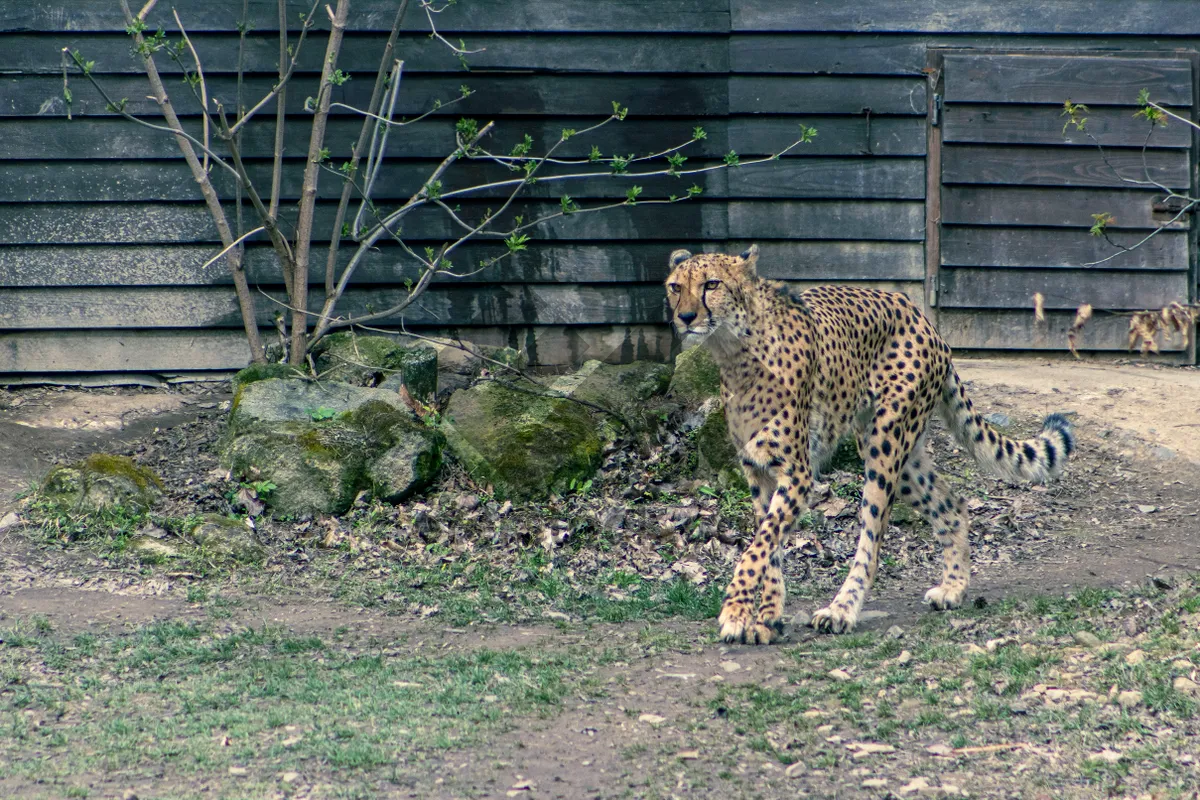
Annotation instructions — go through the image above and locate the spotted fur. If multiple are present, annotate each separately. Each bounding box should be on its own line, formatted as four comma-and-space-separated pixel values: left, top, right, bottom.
665, 245, 1074, 639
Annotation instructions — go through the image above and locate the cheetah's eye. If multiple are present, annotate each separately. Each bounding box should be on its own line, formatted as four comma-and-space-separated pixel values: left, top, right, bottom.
704, 279, 722, 291
667, 283, 681, 294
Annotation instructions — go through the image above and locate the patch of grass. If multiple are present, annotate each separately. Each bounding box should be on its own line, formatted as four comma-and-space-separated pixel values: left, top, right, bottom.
0, 617, 613, 795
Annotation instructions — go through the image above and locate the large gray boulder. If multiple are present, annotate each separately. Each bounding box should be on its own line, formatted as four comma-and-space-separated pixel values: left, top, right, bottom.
441, 376, 603, 500
222, 376, 443, 516
311, 333, 438, 400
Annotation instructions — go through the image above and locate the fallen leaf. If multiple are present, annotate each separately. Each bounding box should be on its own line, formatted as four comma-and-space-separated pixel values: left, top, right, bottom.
676, 749, 700, 760
827, 668, 852, 681
845, 742, 895, 759
638, 713, 666, 725
1087, 749, 1123, 764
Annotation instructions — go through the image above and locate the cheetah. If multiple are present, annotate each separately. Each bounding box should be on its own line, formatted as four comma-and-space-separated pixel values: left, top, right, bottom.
665, 245, 1074, 641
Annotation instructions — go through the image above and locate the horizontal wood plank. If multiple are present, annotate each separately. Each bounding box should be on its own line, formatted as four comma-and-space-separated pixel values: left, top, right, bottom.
943, 54, 1192, 106
0, 324, 678, 373
729, 116, 926, 156
0, 201, 731, 244
732, 3, 1200, 36
729, 201, 925, 241
942, 104, 1192, 148
4, 32, 730, 74
941, 187, 1190, 230
729, 76, 927, 115
939, 267, 1188, 310
3, 74, 730, 117
0, 239, 925, 288
1, 1, 731, 34
938, 309, 1186, 352
728, 34, 925, 75
0, 284, 673, 330
728, 158, 925, 199
1, 156, 926, 203
2, 115, 921, 160
941, 227, 1189, 269
941, 144, 1190, 189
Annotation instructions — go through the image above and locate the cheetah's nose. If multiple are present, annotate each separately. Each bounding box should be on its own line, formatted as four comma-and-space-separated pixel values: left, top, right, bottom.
677, 311, 697, 325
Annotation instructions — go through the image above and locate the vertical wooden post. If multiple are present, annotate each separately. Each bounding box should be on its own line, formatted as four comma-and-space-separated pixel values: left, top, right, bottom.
923, 49, 945, 327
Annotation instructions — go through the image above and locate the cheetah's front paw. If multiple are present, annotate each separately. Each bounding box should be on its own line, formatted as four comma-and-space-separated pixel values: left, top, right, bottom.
810, 603, 858, 634
924, 584, 967, 610
718, 602, 779, 645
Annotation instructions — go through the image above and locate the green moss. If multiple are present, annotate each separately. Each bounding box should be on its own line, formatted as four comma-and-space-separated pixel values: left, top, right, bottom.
691, 406, 747, 490
80, 454, 163, 492
313, 334, 438, 399
442, 380, 602, 500
233, 363, 303, 389
668, 346, 721, 407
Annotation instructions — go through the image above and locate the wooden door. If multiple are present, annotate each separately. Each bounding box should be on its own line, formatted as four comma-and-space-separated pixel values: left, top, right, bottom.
930, 52, 1196, 358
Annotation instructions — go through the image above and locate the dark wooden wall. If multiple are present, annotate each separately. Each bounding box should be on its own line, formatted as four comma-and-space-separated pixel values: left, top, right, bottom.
0, 1, 1196, 376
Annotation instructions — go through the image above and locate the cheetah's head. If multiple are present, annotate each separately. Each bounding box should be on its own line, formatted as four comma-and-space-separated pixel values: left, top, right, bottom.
664, 244, 759, 346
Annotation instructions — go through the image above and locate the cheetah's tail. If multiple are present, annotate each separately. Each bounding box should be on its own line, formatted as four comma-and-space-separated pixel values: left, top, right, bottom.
938, 366, 1074, 485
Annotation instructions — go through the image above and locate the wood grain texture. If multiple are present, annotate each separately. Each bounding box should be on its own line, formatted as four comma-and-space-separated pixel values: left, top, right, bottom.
943, 54, 1192, 106
0, 284, 672, 329
3, 74, 730, 117
732, 2, 1200, 36
0, 201, 731, 245
941, 227, 1189, 269
941, 144, 1190, 189
1, 1, 731, 34
729, 201, 925, 241
938, 266, 1187, 310
4, 32, 730, 74
0, 325, 679, 372
3, 115, 922, 160
942, 104, 1191, 148
728, 158, 924, 200
729, 76, 927, 115
729, 34, 925, 75
0, 240, 925, 288
938, 309, 1186, 352
941, 187, 1189, 230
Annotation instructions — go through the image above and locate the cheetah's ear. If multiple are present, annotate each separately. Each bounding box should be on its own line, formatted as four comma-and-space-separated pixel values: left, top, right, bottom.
738, 243, 760, 276
668, 249, 693, 268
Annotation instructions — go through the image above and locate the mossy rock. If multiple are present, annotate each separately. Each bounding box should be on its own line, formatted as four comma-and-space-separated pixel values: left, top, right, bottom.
690, 405, 747, 490
312, 333, 438, 400
431, 342, 529, 397
187, 514, 265, 562
441, 379, 602, 500
668, 345, 722, 408
222, 379, 443, 516
564, 359, 673, 436
39, 454, 163, 512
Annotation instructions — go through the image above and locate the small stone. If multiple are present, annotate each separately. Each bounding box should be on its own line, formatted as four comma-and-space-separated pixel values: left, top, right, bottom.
785, 762, 805, 778
676, 750, 700, 761
983, 412, 1010, 427
862, 778, 889, 788
720, 660, 742, 673
1087, 749, 1123, 764
638, 713, 666, 725
1073, 631, 1102, 648
1124, 649, 1146, 666
859, 610, 890, 622
0, 511, 21, 531
1173, 676, 1199, 694
898, 776, 932, 796
896, 650, 913, 666
886, 625, 905, 639
280, 772, 299, 784
228, 767, 248, 776
827, 668, 852, 681
1136, 505, 1158, 514
1171, 659, 1192, 670
1117, 690, 1143, 708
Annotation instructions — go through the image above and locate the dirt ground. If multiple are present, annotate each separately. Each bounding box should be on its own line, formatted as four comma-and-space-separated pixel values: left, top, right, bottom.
2, 358, 1200, 799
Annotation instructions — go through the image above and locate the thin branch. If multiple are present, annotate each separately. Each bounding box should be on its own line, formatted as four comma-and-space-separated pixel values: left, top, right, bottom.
289, 0, 351, 365
118, 0, 264, 362
352, 59, 405, 238
1147, 101, 1200, 133
421, 0, 486, 58
1083, 200, 1199, 267
226, 0, 322, 137
269, 0, 288, 219
327, 86, 473, 127
200, 226, 267, 271
323, 0, 413, 299
172, 9, 210, 174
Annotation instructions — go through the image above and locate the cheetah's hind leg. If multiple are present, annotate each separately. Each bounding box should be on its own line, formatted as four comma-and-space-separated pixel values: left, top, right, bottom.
898, 433, 970, 610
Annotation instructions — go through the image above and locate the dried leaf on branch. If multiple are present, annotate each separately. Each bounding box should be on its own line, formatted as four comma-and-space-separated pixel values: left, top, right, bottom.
1067, 304, 1092, 359
1032, 293, 1045, 323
